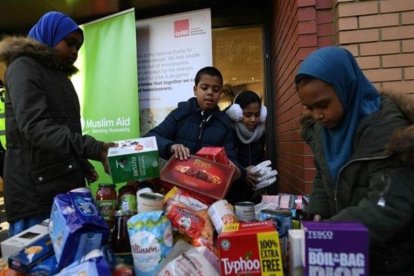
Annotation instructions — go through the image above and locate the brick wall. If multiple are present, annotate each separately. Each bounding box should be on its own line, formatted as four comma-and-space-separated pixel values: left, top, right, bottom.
270, 0, 334, 194
336, 0, 414, 94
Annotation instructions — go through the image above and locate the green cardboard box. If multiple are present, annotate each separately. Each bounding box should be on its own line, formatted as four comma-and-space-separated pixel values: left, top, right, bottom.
108, 137, 160, 183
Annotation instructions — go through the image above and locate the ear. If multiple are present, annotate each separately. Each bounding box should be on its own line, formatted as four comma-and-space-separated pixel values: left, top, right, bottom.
260, 105, 267, 123
226, 104, 243, 122
193, 85, 197, 95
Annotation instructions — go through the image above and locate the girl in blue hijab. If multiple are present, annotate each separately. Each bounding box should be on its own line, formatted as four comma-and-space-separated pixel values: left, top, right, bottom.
296, 46, 414, 274
28, 11, 83, 48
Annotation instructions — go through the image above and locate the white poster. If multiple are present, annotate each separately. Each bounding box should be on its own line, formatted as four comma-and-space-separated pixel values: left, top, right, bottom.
136, 9, 212, 134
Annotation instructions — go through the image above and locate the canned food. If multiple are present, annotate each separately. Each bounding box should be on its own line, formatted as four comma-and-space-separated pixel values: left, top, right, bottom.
234, 201, 255, 222
208, 199, 238, 233
137, 192, 164, 213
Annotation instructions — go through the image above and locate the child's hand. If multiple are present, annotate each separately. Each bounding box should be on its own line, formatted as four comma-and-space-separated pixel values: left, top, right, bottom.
170, 144, 190, 160
101, 142, 118, 174
246, 167, 260, 188
85, 168, 99, 184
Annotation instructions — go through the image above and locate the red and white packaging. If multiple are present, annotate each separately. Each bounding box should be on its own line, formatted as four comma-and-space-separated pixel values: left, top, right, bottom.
196, 146, 230, 165
160, 155, 235, 204
217, 221, 284, 276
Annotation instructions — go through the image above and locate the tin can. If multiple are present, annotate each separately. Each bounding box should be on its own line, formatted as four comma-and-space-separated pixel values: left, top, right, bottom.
208, 199, 238, 233
234, 201, 255, 222
137, 192, 164, 213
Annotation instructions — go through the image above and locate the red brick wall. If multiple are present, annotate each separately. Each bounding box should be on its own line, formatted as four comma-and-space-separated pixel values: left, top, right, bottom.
270, 0, 334, 194
336, 0, 414, 94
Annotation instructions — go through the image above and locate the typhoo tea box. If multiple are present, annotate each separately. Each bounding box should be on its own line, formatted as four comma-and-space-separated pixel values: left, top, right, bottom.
218, 221, 284, 276
302, 221, 369, 276
108, 136, 160, 183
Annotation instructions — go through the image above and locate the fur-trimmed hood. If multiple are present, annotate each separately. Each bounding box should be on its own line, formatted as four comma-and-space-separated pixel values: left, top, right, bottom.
0, 35, 78, 78
300, 90, 414, 166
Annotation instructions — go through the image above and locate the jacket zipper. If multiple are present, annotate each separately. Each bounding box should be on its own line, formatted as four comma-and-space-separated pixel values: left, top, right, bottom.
334, 154, 390, 213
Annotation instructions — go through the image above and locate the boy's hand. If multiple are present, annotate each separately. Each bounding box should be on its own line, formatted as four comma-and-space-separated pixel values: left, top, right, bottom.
170, 144, 191, 160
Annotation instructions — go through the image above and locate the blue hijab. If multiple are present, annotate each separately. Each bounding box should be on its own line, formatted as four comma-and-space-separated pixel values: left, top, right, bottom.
28, 11, 82, 47
297, 46, 380, 182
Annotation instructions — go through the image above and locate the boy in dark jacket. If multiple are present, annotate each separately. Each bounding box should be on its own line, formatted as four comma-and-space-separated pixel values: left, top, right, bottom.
145, 66, 241, 184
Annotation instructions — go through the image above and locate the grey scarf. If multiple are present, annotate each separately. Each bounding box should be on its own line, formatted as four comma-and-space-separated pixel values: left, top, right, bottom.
235, 122, 265, 144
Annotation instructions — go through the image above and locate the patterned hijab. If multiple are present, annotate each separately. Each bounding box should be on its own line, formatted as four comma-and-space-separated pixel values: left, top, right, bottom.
28, 11, 82, 47
297, 46, 380, 182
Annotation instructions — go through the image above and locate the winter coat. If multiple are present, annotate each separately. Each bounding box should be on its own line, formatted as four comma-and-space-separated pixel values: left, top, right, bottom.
301, 91, 414, 275
145, 97, 240, 166
234, 133, 265, 167
0, 36, 104, 223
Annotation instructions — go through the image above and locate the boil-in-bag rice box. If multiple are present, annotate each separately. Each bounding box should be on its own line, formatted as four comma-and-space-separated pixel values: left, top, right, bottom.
217, 221, 284, 276
108, 136, 160, 183
302, 221, 369, 275
49, 187, 109, 269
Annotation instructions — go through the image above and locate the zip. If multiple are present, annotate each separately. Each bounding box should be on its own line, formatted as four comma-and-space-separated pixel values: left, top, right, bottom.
333, 154, 390, 213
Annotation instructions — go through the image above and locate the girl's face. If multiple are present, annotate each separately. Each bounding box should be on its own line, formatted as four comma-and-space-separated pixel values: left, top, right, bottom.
194, 74, 222, 111
242, 102, 261, 131
297, 78, 344, 129
54, 30, 83, 68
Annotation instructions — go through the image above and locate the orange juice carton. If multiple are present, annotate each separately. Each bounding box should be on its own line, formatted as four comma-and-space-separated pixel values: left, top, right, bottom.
217, 221, 284, 275
196, 146, 229, 165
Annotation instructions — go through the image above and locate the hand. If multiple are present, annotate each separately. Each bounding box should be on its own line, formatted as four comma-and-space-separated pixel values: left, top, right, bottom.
101, 142, 118, 174
313, 214, 322, 221
170, 144, 190, 160
228, 160, 241, 181
245, 166, 260, 188
85, 168, 99, 184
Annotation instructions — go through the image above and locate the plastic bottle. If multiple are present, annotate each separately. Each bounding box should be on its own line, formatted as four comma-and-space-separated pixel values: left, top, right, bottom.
118, 182, 138, 214
111, 210, 133, 266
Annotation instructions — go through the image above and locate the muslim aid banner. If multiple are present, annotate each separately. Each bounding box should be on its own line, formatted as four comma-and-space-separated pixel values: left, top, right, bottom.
136, 9, 212, 135
72, 8, 139, 192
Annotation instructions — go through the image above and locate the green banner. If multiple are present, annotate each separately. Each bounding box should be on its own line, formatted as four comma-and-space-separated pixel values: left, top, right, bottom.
72, 9, 139, 194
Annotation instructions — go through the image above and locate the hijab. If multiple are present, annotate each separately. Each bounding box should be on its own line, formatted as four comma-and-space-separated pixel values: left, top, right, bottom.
28, 11, 82, 47
297, 46, 380, 182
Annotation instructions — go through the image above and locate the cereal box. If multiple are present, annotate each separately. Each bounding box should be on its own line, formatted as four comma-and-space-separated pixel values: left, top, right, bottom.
160, 155, 235, 203
196, 146, 229, 165
217, 221, 284, 276
302, 221, 369, 275
108, 136, 160, 183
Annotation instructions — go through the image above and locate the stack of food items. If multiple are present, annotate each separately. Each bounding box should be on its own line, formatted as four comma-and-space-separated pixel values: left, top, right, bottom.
3, 142, 368, 276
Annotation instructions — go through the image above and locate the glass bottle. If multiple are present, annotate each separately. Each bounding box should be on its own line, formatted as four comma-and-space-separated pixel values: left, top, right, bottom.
95, 183, 117, 229
118, 182, 138, 214
111, 210, 133, 266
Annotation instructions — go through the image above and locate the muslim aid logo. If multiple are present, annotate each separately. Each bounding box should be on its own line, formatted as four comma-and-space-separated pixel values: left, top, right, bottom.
174, 19, 189, 37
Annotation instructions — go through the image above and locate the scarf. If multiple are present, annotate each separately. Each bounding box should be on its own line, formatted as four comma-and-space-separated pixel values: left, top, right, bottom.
235, 122, 265, 144
297, 46, 380, 182
28, 11, 82, 47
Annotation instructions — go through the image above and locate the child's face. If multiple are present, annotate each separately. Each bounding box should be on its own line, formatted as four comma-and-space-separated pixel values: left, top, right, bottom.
194, 74, 222, 111
297, 78, 344, 129
242, 102, 261, 131
54, 30, 83, 68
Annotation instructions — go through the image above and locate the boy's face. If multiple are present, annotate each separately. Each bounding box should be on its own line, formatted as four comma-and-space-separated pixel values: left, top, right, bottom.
54, 30, 83, 68
194, 74, 222, 111
297, 78, 344, 129
242, 102, 261, 131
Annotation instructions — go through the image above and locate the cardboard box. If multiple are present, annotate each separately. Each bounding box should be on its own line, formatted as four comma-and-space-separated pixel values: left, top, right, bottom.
108, 137, 160, 184
288, 229, 305, 276
8, 234, 55, 274
218, 221, 284, 276
302, 221, 369, 275
160, 155, 235, 202
1, 219, 49, 261
196, 146, 229, 165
